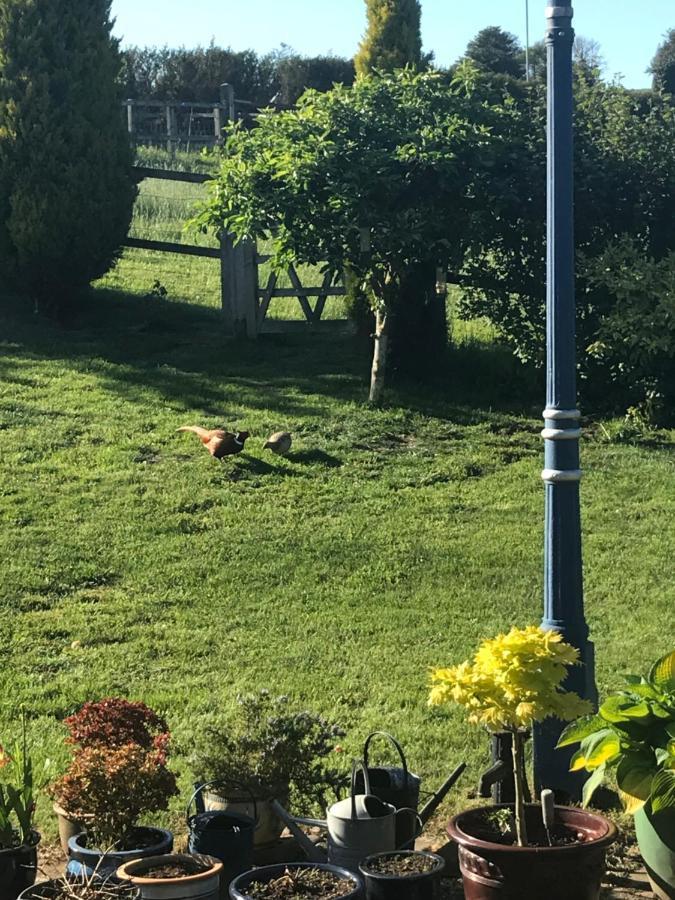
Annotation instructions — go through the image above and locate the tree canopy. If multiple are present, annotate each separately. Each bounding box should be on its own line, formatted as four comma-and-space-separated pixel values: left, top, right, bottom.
649, 29, 675, 95
196, 67, 507, 403
354, 0, 422, 77
465, 26, 523, 79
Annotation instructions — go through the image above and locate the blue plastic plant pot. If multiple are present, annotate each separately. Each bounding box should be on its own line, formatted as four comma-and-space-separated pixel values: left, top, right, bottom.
66, 827, 173, 879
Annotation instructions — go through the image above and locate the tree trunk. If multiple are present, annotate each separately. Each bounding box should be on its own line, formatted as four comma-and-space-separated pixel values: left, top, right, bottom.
388, 260, 448, 377
369, 307, 389, 405
511, 730, 529, 847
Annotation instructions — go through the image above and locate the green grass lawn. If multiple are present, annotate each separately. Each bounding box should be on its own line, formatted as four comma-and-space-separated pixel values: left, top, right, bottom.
1, 281, 672, 840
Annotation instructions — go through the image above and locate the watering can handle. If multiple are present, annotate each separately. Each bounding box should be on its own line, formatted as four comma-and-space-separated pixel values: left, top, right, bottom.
363, 731, 409, 782
350, 758, 372, 821
393, 807, 424, 848
186, 778, 258, 825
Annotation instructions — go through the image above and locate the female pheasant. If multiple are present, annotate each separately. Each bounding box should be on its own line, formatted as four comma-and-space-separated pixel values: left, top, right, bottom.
177, 426, 250, 459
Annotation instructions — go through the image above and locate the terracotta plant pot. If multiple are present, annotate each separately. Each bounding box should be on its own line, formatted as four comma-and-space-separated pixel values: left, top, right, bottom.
53, 803, 90, 857
359, 850, 445, 899
66, 827, 173, 880
0, 831, 40, 900
634, 803, 675, 899
117, 853, 223, 900
447, 803, 617, 900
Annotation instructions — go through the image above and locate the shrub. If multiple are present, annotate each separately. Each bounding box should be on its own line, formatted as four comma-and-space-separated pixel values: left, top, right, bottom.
194, 691, 346, 811
50, 744, 177, 849
0, 0, 136, 310
64, 698, 170, 751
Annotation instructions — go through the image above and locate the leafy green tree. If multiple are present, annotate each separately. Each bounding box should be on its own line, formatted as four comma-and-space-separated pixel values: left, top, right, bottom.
196, 68, 507, 404
458, 77, 675, 415
354, 0, 422, 77
0, 0, 135, 309
465, 26, 523, 79
649, 28, 675, 95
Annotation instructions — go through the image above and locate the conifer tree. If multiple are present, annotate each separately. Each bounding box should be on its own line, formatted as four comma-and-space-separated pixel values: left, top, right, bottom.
0, 0, 135, 309
649, 29, 675, 96
355, 0, 422, 77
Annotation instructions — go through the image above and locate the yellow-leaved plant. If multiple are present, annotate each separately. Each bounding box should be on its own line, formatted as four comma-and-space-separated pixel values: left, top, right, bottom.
429, 626, 592, 846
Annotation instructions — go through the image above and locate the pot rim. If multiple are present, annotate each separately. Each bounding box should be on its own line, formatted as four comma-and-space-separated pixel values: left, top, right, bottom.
68, 826, 173, 857
448, 803, 618, 854
359, 849, 445, 879
52, 803, 94, 821
230, 861, 362, 891
117, 853, 223, 885
0, 829, 40, 856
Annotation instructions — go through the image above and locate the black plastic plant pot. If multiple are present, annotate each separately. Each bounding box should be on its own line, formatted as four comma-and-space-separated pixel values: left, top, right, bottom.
18, 880, 140, 900
0, 831, 40, 900
359, 851, 445, 900
229, 863, 363, 899
66, 828, 173, 879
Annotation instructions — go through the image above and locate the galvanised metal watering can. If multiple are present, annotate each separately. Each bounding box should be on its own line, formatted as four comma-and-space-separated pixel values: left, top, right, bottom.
272, 760, 421, 873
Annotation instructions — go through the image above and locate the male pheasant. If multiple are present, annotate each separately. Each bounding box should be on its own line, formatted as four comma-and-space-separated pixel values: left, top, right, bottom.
177, 426, 250, 459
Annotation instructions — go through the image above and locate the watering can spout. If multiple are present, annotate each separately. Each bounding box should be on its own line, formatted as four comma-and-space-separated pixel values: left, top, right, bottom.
270, 799, 328, 863
418, 762, 467, 826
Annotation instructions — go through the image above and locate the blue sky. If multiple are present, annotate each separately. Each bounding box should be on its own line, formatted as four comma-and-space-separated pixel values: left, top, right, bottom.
111, 0, 672, 90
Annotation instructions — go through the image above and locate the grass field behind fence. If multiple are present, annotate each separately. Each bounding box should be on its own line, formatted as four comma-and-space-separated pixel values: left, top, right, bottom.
1, 153, 672, 841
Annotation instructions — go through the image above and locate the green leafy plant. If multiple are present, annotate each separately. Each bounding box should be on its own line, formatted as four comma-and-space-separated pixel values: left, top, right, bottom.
429, 626, 591, 846
558, 649, 675, 816
0, 712, 36, 848
194, 691, 346, 812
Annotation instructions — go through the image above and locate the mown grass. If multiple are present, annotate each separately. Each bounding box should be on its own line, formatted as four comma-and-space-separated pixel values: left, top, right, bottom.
1, 280, 673, 840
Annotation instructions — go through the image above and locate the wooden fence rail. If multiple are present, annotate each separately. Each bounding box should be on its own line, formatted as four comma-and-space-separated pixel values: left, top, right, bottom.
124, 165, 346, 338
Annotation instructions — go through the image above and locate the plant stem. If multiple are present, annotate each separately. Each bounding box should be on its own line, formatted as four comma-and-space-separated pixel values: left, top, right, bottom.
511, 730, 528, 847
368, 306, 389, 405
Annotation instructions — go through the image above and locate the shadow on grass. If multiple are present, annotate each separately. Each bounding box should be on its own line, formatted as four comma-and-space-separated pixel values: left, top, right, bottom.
286, 449, 343, 468
0, 286, 542, 422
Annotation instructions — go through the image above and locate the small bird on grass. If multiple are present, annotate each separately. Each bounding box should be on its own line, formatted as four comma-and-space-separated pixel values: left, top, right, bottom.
177, 426, 250, 459
264, 431, 292, 455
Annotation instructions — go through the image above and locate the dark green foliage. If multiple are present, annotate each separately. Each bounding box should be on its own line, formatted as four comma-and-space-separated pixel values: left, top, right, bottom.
0, 0, 135, 308
119, 43, 355, 108
458, 77, 675, 415
354, 0, 422, 77
649, 29, 675, 95
465, 26, 523, 79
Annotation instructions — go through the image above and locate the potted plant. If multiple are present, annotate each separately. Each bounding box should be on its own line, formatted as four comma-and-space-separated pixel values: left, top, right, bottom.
116, 853, 222, 900
359, 850, 444, 900
429, 625, 618, 900
49, 699, 177, 878
229, 863, 362, 899
0, 714, 41, 900
559, 648, 675, 899
193, 691, 346, 847
19, 869, 139, 900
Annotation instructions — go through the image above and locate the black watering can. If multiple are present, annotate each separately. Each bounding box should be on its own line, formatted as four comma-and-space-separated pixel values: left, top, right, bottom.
187, 779, 257, 887
353, 732, 422, 847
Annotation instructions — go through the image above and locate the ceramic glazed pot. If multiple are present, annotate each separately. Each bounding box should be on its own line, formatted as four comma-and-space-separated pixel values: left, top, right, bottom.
117, 853, 223, 900
66, 828, 173, 879
229, 863, 363, 899
0, 831, 40, 900
634, 803, 675, 899
359, 850, 445, 900
447, 804, 617, 900
19, 880, 139, 900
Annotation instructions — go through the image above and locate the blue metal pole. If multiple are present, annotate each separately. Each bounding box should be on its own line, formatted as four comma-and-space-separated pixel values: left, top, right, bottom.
532, 3, 598, 798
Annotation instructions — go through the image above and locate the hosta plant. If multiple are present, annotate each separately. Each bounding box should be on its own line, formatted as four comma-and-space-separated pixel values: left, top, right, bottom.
558, 649, 675, 815
429, 626, 592, 846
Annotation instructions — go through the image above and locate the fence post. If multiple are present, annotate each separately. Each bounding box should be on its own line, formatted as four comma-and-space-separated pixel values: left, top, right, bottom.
213, 105, 223, 144
220, 83, 236, 123
166, 104, 177, 153
126, 100, 135, 138
220, 233, 258, 339
239, 238, 258, 339
220, 232, 235, 335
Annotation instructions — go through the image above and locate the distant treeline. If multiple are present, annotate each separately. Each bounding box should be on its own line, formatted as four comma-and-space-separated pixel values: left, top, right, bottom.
119, 44, 356, 107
